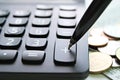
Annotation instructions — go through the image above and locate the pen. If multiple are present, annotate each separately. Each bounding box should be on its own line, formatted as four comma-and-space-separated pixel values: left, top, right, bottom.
68, 0, 112, 49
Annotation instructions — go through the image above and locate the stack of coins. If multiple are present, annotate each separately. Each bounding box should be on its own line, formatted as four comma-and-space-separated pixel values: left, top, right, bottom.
88, 25, 120, 75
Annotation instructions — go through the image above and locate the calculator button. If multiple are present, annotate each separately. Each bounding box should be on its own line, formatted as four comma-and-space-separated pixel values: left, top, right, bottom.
54, 39, 76, 65
22, 50, 45, 64
0, 18, 6, 26
13, 10, 31, 17
57, 28, 74, 38
0, 9, 9, 17
29, 27, 49, 38
9, 18, 28, 26
32, 18, 51, 27
35, 10, 52, 18
0, 37, 22, 49
59, 11, 76, 19
58, 19, 76, 28
36, 5, 53, 10
60, 6, 76, 11
25, 38, 47, 50
0, 50, 17, 61
5, 27, 25, 37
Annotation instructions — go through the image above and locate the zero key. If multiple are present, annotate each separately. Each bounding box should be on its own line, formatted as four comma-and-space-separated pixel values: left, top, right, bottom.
54, 39, 77, 66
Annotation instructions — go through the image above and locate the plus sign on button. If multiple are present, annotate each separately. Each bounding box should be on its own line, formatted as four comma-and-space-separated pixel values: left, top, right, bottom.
54, 39, 77, 66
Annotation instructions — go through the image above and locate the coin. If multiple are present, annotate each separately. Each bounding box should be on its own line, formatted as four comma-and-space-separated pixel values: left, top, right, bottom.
103, 25, 120, 39
89, 27, 115, 40
98, 41, 120, 56
115, 47, 120, 61
89, 28, 103, 36
88, 36, 109, 47
89, 52, 112, 73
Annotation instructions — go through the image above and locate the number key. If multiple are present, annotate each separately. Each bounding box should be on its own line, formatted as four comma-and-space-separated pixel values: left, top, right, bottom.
5, 27, 25, 37
0, 9, 9, 17
9, 18, 28, 26
0, 36, 22, 49
25, 38, 47, 50
0, 18, 6, 26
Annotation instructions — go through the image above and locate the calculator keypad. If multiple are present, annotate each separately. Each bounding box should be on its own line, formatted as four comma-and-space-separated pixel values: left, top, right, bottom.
0, 3, 89, 79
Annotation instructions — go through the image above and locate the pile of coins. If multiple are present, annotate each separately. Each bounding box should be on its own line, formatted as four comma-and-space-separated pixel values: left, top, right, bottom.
88, 25, 120, 74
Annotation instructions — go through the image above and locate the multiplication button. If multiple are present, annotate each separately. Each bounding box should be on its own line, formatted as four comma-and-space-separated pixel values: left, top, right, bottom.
54, 39, 77, 66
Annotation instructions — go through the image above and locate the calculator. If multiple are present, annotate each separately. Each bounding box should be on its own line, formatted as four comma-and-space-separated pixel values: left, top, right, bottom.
0, 0, 89, 79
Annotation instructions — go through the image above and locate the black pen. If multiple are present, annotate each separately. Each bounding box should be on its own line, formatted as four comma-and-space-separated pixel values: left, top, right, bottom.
68, 0, 112, 49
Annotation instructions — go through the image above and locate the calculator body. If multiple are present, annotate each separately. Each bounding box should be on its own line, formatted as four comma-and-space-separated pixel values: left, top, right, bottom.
0, 0, 89, 80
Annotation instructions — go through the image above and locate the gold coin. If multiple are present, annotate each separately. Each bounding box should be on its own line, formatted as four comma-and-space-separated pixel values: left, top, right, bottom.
89, 52, 112, 73
89, 27, 115, 40
89, 28, 103, 36
98, 41, 120, 56
88, 36, 109, 47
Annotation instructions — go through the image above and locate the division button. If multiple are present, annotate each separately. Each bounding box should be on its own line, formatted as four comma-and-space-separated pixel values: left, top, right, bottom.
22, 50, 45, 64
58, 19, 76, 28
13, 10, 31, 17
32, 18, 51, 27
29, 27, 49, 38
9, 18, 28, 26
0, 9, 9, 17
0, 36, 22, 49
54, 39, 77, 66
25, 38, 47, 50
0, 50, 17, 62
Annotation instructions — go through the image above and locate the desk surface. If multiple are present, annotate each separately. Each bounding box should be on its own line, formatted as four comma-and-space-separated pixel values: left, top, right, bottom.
85, 0, 120, 80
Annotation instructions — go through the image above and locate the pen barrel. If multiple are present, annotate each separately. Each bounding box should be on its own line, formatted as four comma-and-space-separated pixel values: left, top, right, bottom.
71, 0, 112, 44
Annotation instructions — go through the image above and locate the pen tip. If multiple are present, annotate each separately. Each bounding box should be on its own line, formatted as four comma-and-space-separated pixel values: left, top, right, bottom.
68, 43, 72, 50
